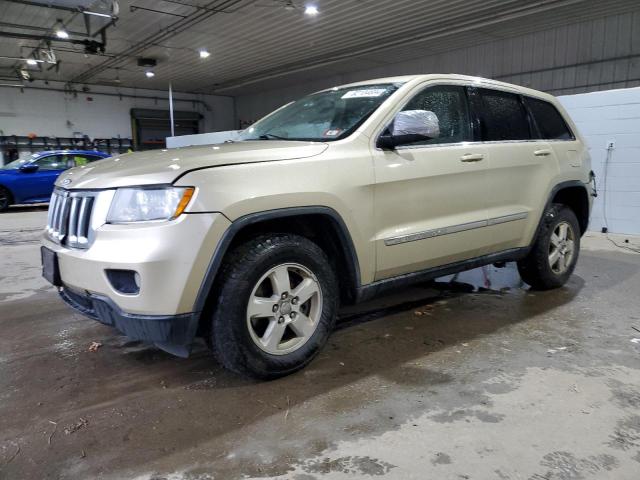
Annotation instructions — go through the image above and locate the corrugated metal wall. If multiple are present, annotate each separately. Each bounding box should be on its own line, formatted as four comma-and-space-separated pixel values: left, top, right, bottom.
235, 9, 640, 122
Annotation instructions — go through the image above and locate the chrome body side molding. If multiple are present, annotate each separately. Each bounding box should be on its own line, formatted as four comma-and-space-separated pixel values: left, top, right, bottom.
384, 212, 528, 246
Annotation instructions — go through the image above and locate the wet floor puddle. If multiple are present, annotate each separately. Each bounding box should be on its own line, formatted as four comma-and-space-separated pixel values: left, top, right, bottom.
337, 263, 526, 328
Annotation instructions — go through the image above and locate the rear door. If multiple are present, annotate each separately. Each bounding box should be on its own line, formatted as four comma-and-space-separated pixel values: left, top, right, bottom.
524, 96, 580, 166
467, 87, 559, 252
372, 84, 491, 280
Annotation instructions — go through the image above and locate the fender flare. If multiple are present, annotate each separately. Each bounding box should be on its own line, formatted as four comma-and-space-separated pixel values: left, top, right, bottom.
532, 180, 591, 241
192, 206, 362, 314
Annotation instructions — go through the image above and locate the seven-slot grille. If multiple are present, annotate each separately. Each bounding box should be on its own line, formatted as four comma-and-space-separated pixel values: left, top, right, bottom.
46, 189, 95, 249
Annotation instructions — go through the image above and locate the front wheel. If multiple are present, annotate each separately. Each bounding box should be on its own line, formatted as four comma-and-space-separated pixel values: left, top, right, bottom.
0, 186, 12, 212
208, 234, 339, 379
518, 204, 580, 290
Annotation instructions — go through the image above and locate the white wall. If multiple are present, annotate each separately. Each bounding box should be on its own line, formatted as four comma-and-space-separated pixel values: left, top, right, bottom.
0, 81, 235, 140
559, 88, 640, 235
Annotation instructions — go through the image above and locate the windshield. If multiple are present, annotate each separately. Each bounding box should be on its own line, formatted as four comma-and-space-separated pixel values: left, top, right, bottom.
240, 83, 401, 142
2, 153, 39, 169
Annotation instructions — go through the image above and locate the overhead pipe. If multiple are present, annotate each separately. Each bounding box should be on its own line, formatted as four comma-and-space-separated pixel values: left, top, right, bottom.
0, 83, 212, 111
160, 0, 246, 14
0, 31, 105, 52
0, 21, 88, 38
5, 0, 117, 19
4, 0, 78, 13
129, 5, 188, 18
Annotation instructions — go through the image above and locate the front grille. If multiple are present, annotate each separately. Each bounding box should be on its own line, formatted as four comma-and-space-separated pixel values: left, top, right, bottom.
46, 189, 96, 249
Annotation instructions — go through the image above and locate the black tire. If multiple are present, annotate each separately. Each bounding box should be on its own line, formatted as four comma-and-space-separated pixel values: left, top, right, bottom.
208, 234, 339, 380
517, 203, 580, 290
0, 186, 12, 212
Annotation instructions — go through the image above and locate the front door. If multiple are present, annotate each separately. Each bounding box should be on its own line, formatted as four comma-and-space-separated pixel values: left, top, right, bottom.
372, 84, 491, 280
28, 154, 68, 201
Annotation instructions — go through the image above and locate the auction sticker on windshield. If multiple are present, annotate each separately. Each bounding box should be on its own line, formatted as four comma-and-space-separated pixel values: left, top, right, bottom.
342, 89, 388, 99
323, 128, 343, 137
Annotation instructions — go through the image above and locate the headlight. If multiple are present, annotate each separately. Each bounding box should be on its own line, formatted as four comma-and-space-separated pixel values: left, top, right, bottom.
106, 186, 194, 224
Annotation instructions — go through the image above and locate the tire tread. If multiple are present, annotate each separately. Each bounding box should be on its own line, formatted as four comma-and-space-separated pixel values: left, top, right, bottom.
517, 203, 580, 290
208, 233, 338, 379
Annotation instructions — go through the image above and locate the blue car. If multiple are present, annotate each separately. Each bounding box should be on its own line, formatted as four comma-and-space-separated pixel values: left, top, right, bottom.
0, 150, 111, 211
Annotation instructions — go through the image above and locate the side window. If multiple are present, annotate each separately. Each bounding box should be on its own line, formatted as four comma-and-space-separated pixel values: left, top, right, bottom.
70, 155, 102, 167
34, 155, 65, 171
474, 89, 531, 141
525, 97, 574, 140
398, 85, 471, 146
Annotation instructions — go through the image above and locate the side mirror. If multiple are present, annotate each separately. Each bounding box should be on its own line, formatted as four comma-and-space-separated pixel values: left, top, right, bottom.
19, 164, 39, 173
377, 110, 440, 149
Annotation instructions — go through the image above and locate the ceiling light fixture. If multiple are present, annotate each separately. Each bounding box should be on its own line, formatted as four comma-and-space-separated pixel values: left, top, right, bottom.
82, 10, 114, 18
145, 71, 155, 78
54, 20, 69, 39
304, 5, 319, 15
0, 56, 46, 64
199, 49, 211, 59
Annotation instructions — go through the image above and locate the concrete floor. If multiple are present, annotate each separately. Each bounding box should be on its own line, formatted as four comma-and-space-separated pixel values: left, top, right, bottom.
1, 207, 639, 480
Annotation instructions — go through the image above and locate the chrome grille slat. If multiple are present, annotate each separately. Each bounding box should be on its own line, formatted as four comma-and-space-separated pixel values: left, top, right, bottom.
75, 197, 88, 243
47, 193, 58, 232
58, 195, 70, 241
68, 197, 80, 241
51, 192, 62, 236
46, 189, 97, 249
76, 197, 94, 247
53, 194, 66, 238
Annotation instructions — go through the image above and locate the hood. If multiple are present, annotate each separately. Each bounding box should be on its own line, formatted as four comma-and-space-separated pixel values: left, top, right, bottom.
56, 140, 329, 189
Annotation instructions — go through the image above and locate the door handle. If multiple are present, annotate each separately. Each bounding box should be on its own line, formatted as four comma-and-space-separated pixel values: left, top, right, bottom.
534, 149, 552, 157
460, 153, 485, 162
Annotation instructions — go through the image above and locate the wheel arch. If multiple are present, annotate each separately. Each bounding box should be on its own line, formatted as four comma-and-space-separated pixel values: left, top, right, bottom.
549, 181, 591, 235
193, 206, 362, 331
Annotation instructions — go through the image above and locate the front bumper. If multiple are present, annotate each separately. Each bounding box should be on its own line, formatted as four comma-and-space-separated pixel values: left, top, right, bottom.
42, 212, 230, 315
60, 286, 197, 357
42, 211, 232, 355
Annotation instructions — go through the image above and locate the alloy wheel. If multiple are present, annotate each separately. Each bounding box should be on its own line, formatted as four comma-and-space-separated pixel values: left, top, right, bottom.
246, 263, 323, 355
548, 221, 575, 274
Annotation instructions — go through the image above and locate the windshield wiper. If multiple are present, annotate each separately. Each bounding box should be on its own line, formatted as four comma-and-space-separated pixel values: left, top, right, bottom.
258, 133, 288, 140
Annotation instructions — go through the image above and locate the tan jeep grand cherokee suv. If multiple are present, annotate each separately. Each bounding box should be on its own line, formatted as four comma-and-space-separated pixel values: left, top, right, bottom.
42, 74, 594, 379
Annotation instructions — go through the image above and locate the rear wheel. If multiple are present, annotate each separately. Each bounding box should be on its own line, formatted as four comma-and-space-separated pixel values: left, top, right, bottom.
0, 187, 12, 212
517, 204, 580, 290
208, 234, 338, 379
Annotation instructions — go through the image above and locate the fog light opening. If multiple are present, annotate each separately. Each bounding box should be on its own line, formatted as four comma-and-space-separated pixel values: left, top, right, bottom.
106, 269, 141, 295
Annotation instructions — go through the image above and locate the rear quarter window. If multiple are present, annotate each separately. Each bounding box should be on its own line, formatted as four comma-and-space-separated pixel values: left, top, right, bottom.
525, 97, 575, 140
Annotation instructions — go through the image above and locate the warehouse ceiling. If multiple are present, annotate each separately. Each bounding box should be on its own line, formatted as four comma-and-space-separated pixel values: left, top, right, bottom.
1, 0, 639, 95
